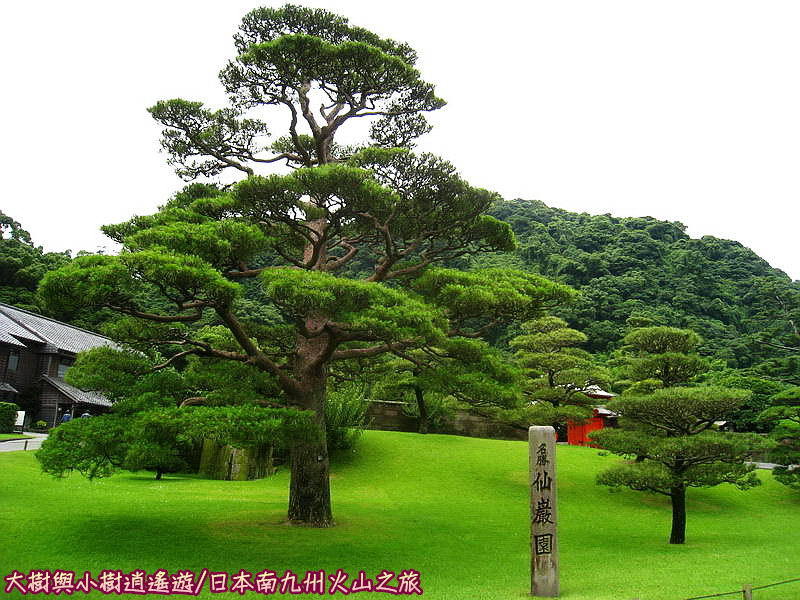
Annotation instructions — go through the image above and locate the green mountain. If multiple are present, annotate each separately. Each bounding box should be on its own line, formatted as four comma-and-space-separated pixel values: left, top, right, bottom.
478, 199, 799, 377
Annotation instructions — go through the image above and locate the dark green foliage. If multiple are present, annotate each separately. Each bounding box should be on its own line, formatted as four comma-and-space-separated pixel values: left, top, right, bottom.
473, 401, 591, 437
169, 405, 315, 448
623, 327, 701, 355
512, 317, 611, 405
605, 387, 752, 435
503, 317, 610, 431
593, 386, 774, 543
700, 370, 787, 432
123, 411, 190, 479
482, 199, 800, 373
37, 404, 314, 481
36, 346, 310, 480
371, 337, 523, 434
0, 402, 20, 433
627, 353, 708, 388
771, 453, 800, 489
400, 393, 457, 432
64, 346, 169, 403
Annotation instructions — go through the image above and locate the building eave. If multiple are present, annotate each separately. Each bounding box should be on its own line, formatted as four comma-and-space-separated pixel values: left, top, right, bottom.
41, 375, 112, 408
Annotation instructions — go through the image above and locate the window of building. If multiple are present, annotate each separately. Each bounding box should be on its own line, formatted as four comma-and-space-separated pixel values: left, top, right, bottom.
7, 350, 19, 373
57, 358, 73, 379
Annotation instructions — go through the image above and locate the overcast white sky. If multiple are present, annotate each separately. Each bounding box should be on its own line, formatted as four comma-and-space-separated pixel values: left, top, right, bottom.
2, 1, 798, 279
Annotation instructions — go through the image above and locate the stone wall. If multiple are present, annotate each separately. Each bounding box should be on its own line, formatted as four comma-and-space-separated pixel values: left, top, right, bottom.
365, 400, 526, 441
365, 400, 419, 432
443, 409, 527, 441
198, 439, 278, 480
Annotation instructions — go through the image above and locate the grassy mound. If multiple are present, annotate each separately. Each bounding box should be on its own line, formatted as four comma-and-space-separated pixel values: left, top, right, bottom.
1, 430, 798, 599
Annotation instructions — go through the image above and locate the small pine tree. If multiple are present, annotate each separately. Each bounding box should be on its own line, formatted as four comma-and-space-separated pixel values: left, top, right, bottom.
621, 326, 708, 389
510, 317, 610, 432
593, 386, 774, 544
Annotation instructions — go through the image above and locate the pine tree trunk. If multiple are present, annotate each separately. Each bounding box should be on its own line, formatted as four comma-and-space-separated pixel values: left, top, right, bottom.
669, 485, 686, 544
288, 435, 333, 526
415, 386, 429, 434
287, 367, 333, 527
285, 282, 336, 526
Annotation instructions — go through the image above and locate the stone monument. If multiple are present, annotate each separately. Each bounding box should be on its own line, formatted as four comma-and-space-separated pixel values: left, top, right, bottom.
529, 425, 559, 597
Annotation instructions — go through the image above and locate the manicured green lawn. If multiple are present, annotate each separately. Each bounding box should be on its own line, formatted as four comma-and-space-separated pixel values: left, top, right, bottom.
1, 431, 798, 599
0, 433, 31, 441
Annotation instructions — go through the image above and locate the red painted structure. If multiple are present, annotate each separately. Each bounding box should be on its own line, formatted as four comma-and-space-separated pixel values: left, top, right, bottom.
567, 413, 607, 447
566, 387, 617, 446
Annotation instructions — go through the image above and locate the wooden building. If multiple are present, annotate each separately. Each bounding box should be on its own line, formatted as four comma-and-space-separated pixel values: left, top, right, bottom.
0, 303, 113, 427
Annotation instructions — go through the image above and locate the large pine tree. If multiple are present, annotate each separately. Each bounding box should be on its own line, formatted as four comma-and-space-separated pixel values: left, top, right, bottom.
39, 5, 571, 526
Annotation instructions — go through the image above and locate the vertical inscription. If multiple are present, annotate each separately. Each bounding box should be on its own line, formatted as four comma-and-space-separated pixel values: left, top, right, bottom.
529, 426, 559, 597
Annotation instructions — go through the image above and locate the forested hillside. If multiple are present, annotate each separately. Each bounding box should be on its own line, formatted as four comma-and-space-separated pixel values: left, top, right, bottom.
480, 199, 799, 377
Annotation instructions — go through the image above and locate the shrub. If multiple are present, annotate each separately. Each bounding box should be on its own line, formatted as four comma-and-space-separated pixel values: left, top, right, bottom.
37, 416, 128, 479
325, 383, 369, 452
0, 402, 20, 433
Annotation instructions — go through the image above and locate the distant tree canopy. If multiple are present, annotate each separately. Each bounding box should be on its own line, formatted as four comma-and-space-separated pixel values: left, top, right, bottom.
479, 199, 800, 376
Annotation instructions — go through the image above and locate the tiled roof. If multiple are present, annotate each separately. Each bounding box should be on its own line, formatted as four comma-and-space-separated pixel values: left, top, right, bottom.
0, 311, 39, 347
41, 375, 112, 407
0, 303, 115, 354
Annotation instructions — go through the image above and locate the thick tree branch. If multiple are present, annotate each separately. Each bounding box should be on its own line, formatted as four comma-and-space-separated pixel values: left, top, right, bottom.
280, 95, 313, 166
215, 308, 302, 397
324, 241, 359, 271
153, 350, 196, 370
107, 306, 205, 323
330, 340, 417, 361
173, 122, 255, 176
